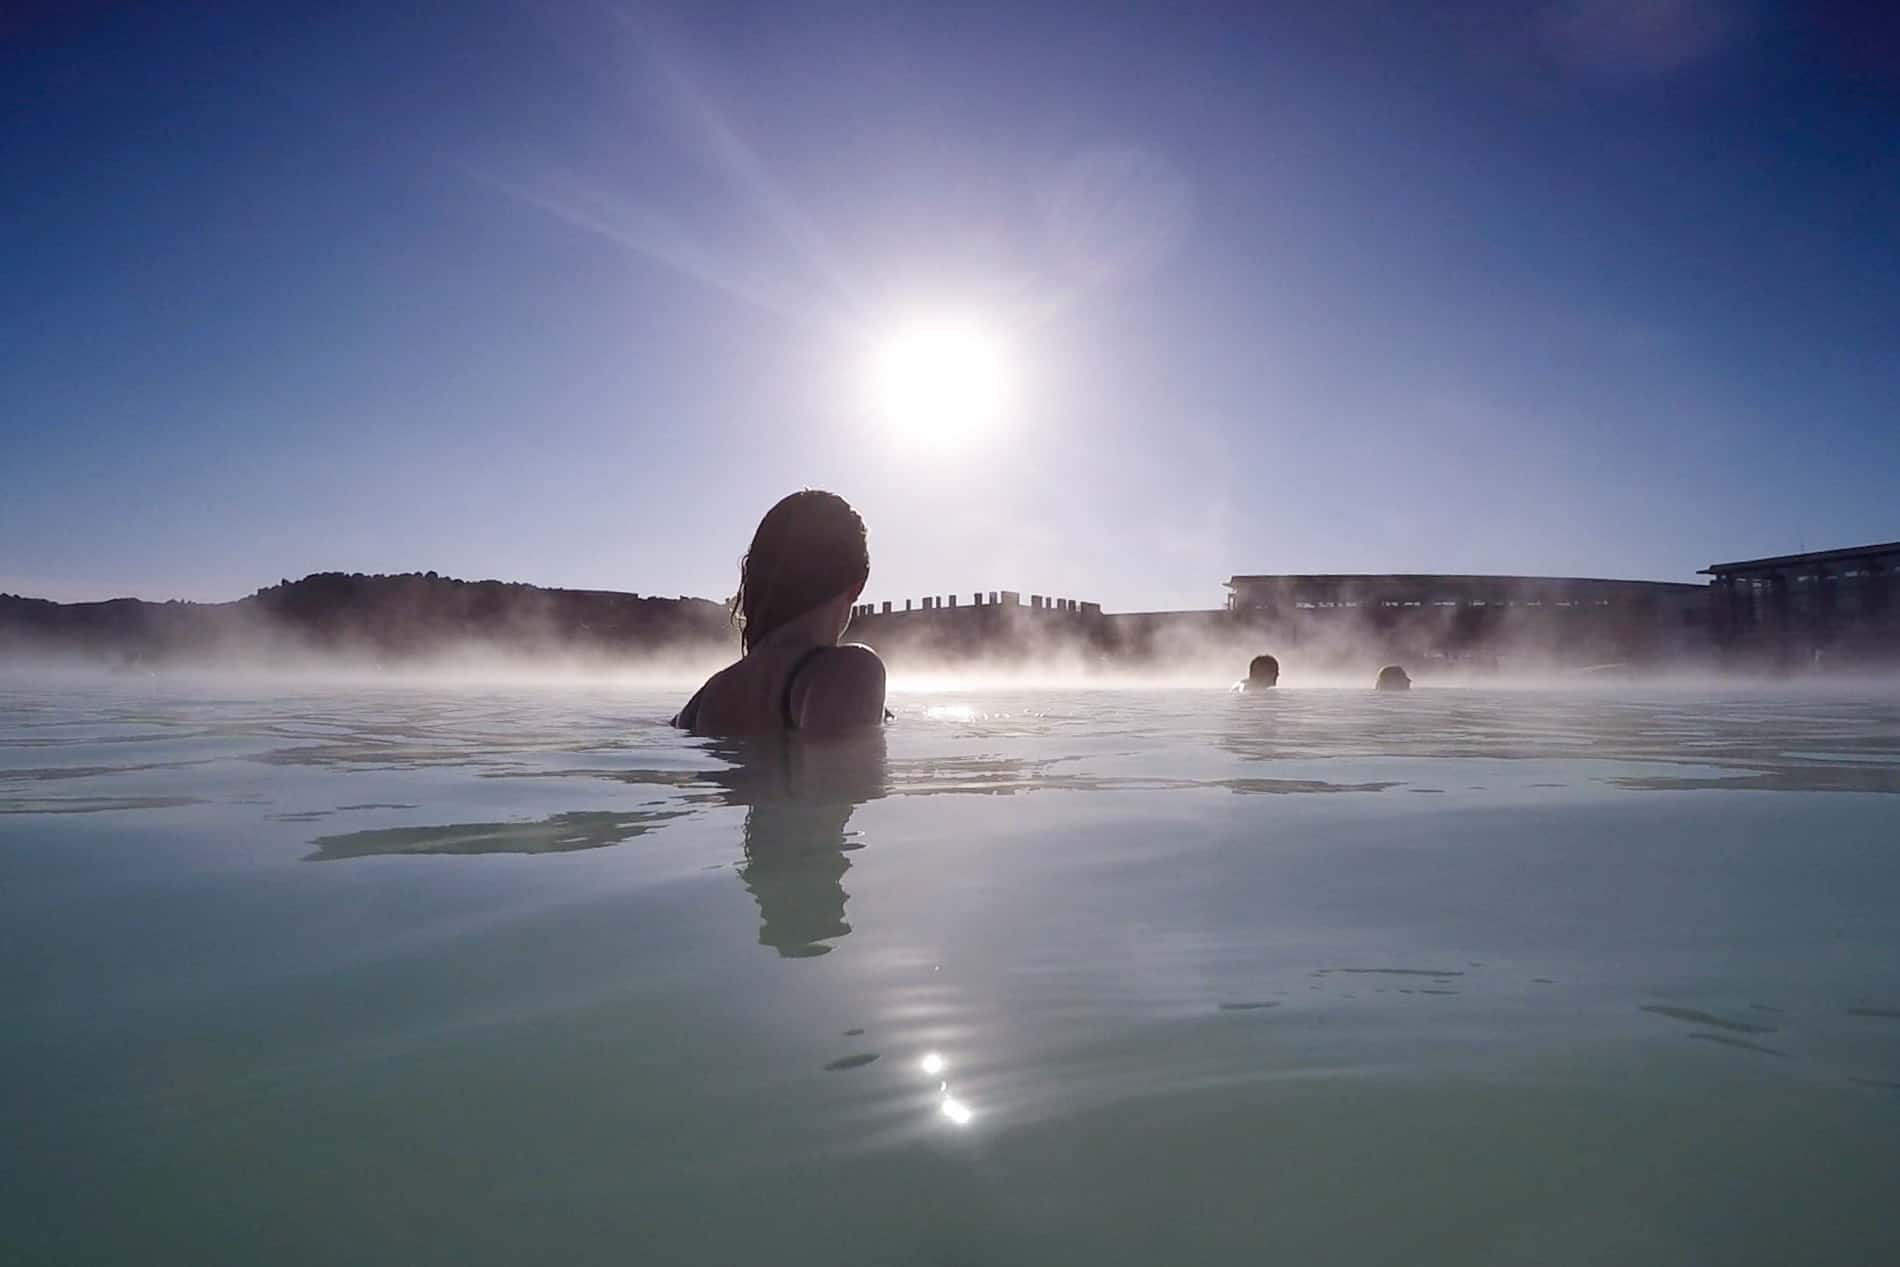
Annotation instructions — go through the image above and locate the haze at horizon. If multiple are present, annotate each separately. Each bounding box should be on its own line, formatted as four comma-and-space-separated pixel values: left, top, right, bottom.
4, 1, 1896, 610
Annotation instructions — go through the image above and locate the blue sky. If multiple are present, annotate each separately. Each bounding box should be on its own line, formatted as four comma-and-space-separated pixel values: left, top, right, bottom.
3, 1, 1896, 610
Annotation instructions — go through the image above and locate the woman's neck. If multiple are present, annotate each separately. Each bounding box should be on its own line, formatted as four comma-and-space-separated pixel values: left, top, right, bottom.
753, 600, 846, 654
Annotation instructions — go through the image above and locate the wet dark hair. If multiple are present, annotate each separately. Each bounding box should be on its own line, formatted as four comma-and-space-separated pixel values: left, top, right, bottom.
1248, 654, 1279, 683
736, 490, 869, 653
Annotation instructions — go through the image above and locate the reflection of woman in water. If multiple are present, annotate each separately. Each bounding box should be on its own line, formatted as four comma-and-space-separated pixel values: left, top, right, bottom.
700, 732, 889, 957
674, 490, 887, 737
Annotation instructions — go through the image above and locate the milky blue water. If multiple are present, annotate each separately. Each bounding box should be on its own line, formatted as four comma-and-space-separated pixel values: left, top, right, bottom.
4, 680, 1899, 1265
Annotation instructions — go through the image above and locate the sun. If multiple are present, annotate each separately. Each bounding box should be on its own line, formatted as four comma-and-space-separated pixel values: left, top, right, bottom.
871, 318, 1008, 450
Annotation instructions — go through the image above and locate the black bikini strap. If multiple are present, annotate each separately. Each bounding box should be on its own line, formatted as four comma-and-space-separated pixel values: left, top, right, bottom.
780, 645, 830, 730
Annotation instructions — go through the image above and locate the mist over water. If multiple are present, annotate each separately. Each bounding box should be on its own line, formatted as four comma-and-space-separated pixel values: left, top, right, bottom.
3, 676, 1899, 1264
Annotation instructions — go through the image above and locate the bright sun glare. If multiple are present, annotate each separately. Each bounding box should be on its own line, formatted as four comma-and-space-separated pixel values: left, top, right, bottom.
872, 319, 1008, 451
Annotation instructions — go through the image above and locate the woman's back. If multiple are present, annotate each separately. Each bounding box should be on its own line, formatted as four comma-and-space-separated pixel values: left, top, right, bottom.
677, 638, 885, 737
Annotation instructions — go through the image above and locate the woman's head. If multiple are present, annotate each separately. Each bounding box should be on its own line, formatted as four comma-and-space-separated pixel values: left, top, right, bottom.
736, 490, 869, 652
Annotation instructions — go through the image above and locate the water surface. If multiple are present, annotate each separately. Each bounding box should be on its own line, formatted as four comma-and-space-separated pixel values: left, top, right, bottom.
4, 681, 1898, 1264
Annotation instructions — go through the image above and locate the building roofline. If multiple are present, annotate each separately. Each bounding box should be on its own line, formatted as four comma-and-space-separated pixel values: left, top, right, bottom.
1698, 541, 1900, 575
1224, 573, 1704, 591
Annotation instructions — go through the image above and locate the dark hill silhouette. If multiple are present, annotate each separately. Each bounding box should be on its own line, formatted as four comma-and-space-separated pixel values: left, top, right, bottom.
0, 572, 732, 666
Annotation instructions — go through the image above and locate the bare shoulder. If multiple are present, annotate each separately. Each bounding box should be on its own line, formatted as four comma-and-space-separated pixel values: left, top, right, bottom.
793, 643, 887, 735
816, 642, 885, 684
674, 658, 746, 732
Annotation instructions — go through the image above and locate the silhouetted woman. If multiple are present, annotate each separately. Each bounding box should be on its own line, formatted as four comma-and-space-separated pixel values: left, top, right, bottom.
673, 490, 887, 736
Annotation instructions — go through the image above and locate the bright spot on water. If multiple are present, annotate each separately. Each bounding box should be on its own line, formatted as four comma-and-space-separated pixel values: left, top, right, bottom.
920, 1052, 946, 1076
940, 1095, 974, 1126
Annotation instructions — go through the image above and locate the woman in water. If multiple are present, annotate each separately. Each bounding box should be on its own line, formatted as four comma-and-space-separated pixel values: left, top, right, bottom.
674, 490, 887, 737
1243, 653, 1279, 690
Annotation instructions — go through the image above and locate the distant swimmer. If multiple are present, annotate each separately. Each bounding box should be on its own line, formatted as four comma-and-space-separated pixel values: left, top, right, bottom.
673, 490, 887, 737
1242, 654, 1279, 690
1375, 664, 1411, 691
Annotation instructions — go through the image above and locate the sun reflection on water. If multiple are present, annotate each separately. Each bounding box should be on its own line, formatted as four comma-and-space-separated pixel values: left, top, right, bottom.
919, 1050, 973, 1126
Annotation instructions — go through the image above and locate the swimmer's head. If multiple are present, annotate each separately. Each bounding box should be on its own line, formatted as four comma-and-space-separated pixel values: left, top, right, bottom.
736, 490, 869, 652
1247, 654, 1279, 687
1375, 664, 1411, 691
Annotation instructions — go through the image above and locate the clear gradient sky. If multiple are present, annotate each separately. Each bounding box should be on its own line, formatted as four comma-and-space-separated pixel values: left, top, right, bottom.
4, 1, 1897, 610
